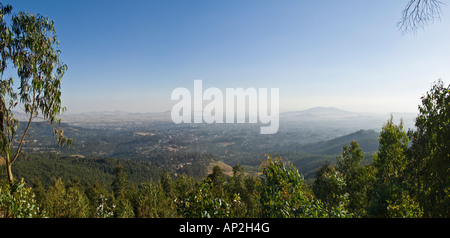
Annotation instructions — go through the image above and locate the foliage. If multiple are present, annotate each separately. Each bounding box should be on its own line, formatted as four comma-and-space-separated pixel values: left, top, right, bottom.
111, 164, 134, 218
134, 180, 176, 218
0, 178, 42, 218
336, 141, 375, 216
259, 155, 305, 218
373, 116, 409, 181
93, 194, 115, 218
313, 163, 346, 209
369, 116, 418, 217
227, 164, 261, 217
42, 178, 90, 218
258, 154, 341, 218
408, 79, 450, 217
0, 2, 71, 185
85, 181, 114, 218
175, 178, 236, 218
4, 152, 163, 188
386, 191, 423, 218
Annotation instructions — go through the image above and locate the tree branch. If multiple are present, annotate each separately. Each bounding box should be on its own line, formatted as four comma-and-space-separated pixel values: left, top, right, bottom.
398, 0, 444, 33
10, 91, 34, 165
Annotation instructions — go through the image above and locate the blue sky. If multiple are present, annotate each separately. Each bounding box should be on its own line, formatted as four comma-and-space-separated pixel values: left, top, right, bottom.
4, 0, 450, 114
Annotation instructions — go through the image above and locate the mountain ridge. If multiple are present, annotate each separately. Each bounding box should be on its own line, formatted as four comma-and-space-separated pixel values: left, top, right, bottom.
299, 129, 379, 155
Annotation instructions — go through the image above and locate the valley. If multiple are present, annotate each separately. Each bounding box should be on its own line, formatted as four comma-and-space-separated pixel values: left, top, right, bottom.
12, 107, 414, 183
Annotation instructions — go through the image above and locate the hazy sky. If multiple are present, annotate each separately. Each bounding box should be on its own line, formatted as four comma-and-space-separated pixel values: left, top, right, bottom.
5, 0, 450, 114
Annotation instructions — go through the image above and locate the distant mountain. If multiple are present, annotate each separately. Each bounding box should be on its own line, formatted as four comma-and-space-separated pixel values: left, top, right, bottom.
61, 111, 172, 123
280, 107, 416, 132
281, 107, 360, 120
300, 129, 380, 155
55, 107, 416, 130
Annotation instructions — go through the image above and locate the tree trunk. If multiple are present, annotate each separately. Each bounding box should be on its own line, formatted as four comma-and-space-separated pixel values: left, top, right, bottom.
5, 156, 13, 185
0, 97, 11, 184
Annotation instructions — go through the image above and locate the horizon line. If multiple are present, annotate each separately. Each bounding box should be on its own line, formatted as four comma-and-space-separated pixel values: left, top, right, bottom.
60, 106, 418, 116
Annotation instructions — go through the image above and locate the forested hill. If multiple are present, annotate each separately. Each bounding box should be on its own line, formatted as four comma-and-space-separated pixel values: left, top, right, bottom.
1, 153, 164, 188
299, 129, 379, 155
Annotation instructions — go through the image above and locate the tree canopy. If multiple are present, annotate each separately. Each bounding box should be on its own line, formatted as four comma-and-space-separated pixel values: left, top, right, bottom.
0, 3, 70, 185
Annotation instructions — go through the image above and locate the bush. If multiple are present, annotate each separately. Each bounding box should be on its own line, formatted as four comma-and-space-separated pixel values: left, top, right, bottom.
175, 178, 242, 218
0, 178, 43, 218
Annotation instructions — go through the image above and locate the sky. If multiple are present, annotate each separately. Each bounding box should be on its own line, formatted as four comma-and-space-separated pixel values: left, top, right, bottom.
4, 0, 450, 114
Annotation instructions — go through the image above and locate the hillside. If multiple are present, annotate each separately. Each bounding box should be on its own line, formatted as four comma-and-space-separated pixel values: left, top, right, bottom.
268, 130, 379, 179
299, 129, 379, 155
206, 161, 234, 177
1, 153, 164, 188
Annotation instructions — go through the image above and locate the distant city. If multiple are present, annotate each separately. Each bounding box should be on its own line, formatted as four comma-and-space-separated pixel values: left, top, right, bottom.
15, 107, 415, 179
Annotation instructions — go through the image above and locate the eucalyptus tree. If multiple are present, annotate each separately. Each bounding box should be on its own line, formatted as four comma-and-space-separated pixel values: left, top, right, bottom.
0, 3, 71, 185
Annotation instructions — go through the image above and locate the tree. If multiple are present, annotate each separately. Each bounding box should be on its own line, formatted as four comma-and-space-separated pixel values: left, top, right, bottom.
313, 162, 348, 211
85, 181, 114, 218
111, 164, 134, 218
173, 173, 195, 201
175, 178, 238, 218
336, 141, 374, 216
159, 172, 174, 198
208, 165, 226, 197
0, 178, 42, 218
398, 0, 444, 33
259, 154, 332, 218
408, 80, 450, 217
43, 178, 90, 218
226, 164, 260, 218
0, 3, 71, 185
336, 141, 364, 175
373, 116, 409, 183
135, 180, 175, 218
370, 116, 422, 217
